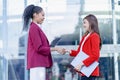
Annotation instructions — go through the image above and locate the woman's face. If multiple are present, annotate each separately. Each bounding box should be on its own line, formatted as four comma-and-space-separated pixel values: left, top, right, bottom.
34, 10, 45, 24
83, 19, 90, 32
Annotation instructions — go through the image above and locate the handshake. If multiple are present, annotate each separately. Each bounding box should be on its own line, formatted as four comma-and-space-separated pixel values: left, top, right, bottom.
51, 47, 70, 55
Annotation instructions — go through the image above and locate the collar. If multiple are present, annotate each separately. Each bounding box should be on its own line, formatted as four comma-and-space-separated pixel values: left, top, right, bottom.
32, 21, 42, 28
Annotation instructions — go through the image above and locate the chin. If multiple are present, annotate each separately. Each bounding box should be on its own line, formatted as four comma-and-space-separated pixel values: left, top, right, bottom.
38, 22, 42, 24
40, 21, 44, 24
39, 23, 42, 24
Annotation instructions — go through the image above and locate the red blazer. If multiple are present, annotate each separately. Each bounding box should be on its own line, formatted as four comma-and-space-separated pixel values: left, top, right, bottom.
70, 32, 100, 76
27, 22, 53, 69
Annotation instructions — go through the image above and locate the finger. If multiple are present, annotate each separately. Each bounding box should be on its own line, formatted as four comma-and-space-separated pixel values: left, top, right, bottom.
74, 68, 80, 72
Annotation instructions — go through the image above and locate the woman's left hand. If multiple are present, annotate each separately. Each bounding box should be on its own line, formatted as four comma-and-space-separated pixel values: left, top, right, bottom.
74, 62, 84, 72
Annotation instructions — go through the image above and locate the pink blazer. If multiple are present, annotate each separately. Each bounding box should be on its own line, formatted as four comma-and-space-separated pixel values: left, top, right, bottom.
27, 22, 53, 69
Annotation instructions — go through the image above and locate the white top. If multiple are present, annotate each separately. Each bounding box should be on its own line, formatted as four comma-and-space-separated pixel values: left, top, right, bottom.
80, 33, 91, 51
69, 33, 91, 54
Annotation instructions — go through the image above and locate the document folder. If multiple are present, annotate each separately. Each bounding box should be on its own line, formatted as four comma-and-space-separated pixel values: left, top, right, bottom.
70, 51, 99, 77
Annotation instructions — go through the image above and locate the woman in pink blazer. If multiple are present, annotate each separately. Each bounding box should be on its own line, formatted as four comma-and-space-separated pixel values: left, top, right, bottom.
22, 4, 65, 80
66, 14, 102, 80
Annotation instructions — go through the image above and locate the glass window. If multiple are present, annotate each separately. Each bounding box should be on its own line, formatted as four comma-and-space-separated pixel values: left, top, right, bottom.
0, 22, 2, 40
0, 0, 2, 16
0, 0, 2, 40
7, 0, 24, 16
117, 19, 120, 44
116, 4, 120, 44
27, 0, 40, 5
0, 0, 120, 80
0, 23, 2, 48
7, 20, 22, 56
41, 0, 80, 46
99, 19, 113, 44
84, 0, 111, 11
80, 0, 113, 44
3, 19, 22, 79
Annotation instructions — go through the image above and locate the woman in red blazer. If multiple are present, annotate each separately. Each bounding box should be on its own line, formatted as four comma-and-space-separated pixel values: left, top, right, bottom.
66, 14, 102, 80
22, 4, 65, 80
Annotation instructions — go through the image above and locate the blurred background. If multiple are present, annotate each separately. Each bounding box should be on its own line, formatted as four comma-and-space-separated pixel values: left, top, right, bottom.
0, 0, 120, 80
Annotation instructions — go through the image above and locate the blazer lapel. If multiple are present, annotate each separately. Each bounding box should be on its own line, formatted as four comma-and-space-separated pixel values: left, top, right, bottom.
84, 33, 92, 44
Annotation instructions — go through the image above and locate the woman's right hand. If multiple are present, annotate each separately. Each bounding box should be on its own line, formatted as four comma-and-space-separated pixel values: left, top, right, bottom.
56, 47, 66, 55
51, 47, 66, 55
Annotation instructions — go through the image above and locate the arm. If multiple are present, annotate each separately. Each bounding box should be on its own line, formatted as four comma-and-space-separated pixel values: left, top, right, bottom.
69, 38, 84, 56
65, 45, 81, 57
70, 49, 80, 56
51, 47, 66, 55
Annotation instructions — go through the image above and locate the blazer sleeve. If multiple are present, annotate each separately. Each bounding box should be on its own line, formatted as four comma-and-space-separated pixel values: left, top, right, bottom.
69, 37, 84, 57
83, 34, 100, 67
29, 26, 50, 56
70, 46, 80, 57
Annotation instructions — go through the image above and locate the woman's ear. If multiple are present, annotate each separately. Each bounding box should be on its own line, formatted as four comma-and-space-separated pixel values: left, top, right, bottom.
33, 13, 37, 18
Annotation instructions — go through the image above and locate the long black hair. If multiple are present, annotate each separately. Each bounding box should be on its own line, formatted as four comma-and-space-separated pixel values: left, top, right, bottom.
22, 4, 43, 31
83, 14, 102, 49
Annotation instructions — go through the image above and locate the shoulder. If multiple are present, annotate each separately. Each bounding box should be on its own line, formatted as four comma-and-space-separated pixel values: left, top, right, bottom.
90, 32, 99, 38
90, 32, 100, 42
30, 22, 39, 29
90, 32, 100, 41
29, 22, 41, 32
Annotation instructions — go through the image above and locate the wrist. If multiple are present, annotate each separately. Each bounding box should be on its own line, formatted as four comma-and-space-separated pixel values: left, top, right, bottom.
51, 47, 57, 51
67, 50, 71, 54
69, 50, 71, 54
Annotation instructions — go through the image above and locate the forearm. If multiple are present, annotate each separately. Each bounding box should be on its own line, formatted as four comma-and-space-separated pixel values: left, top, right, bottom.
38, 46, 51, 56
50, 47, 66, 55
69, 50, 78, 56
50, 47, 57, 51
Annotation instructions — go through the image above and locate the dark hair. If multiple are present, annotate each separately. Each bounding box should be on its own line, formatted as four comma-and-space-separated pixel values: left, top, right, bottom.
83, 14, 102, 49
22, 4, 43, 31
